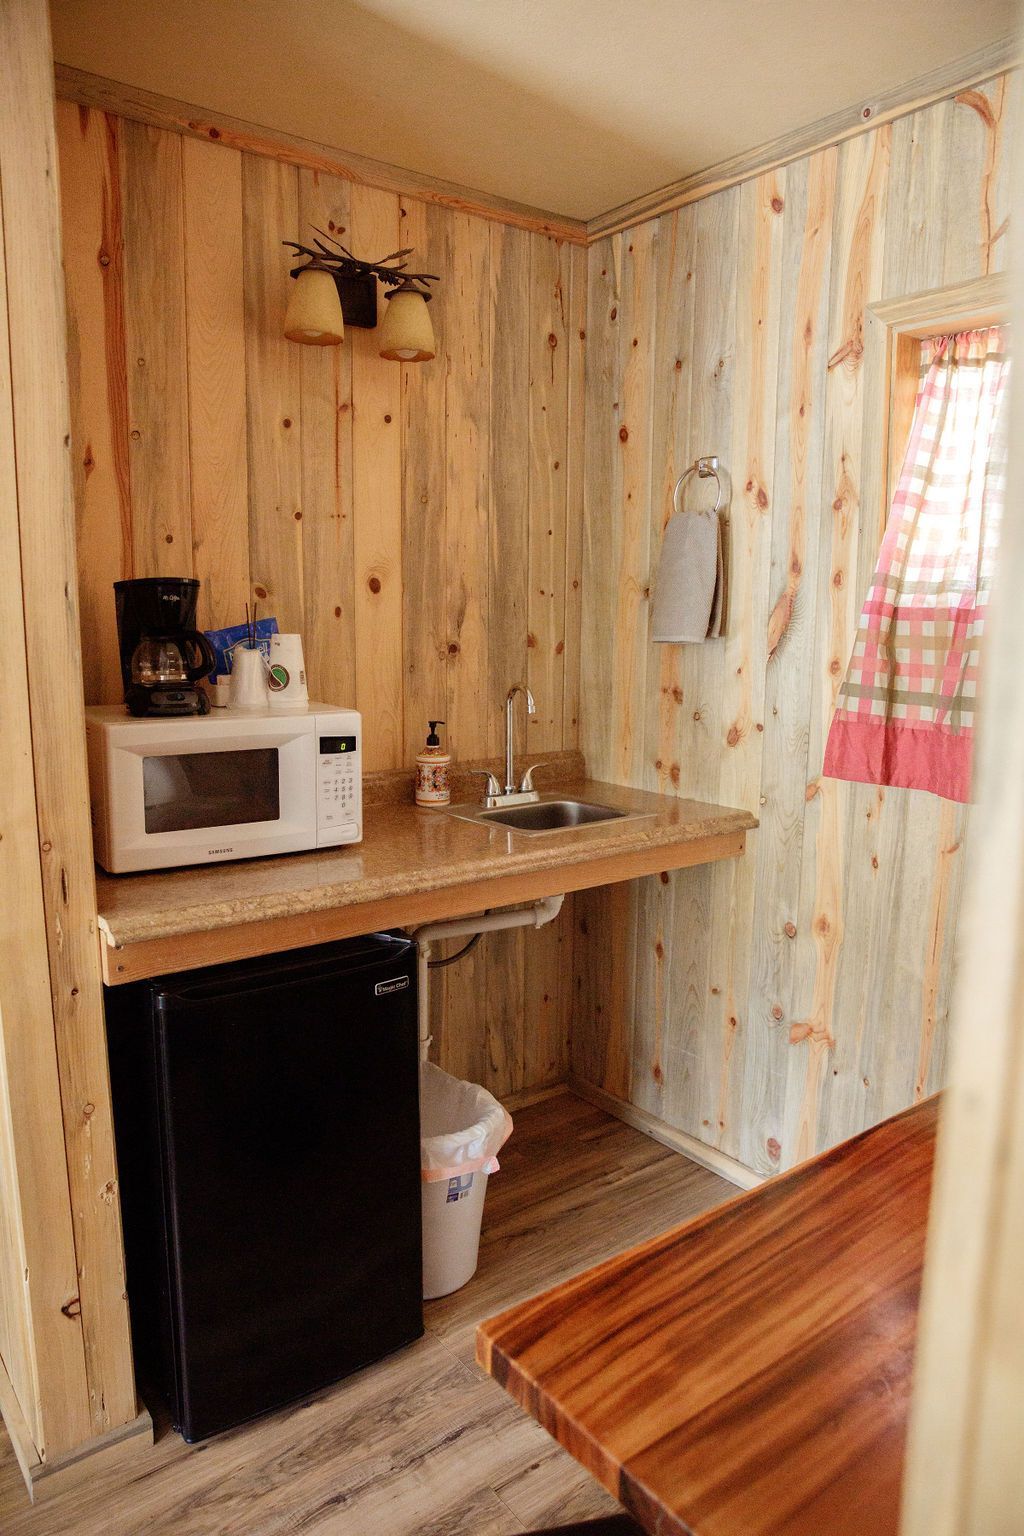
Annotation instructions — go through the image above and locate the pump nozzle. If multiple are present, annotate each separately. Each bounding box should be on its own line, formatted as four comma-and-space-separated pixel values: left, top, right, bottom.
426, 720, 445, 747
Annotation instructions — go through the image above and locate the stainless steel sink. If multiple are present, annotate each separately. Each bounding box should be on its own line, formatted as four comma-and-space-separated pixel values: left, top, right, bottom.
479, 799, 624, 832
447, 795, 644, 835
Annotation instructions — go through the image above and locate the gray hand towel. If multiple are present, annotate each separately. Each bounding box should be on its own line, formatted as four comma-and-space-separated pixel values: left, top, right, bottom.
651, 509, 724, 643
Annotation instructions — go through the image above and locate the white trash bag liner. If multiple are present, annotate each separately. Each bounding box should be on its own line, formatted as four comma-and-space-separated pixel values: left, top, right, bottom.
419, 1060, 512, 1182
419, 1062, 512, 1299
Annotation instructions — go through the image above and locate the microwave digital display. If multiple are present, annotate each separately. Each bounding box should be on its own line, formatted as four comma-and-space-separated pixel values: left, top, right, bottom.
320, 735, 357, 755
143, 749, 280, 834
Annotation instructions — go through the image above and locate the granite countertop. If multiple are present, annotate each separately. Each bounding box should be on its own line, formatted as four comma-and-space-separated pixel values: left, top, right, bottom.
94, 777, 757, 949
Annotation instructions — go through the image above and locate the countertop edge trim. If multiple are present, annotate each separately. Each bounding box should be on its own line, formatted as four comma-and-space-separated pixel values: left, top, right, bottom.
97, 815, 757, 948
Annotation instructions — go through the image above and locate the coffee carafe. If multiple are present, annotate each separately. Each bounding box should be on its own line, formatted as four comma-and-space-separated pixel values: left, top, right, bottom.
115, 577, 217, 717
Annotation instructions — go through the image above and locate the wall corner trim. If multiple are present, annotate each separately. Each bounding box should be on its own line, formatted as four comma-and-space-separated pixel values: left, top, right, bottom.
52, 63, 589, 245
586, 37, 1021, 239
55, 42, 1019, 250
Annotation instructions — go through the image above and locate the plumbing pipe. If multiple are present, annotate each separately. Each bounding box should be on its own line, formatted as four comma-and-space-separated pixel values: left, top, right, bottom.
412, 894, 564, 1060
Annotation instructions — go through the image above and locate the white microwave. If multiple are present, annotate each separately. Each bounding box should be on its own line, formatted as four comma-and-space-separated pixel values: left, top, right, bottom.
84, 703, 362, 873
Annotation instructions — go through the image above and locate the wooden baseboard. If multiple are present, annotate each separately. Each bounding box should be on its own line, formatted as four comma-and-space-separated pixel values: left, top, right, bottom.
501, 1081, 572, 1113
27, 1408, 153, 1504
0, 1353, 40, 1498
0, 1353, 152, 1505
497, 1077, 763, 1190
567, 1077, 764, 1191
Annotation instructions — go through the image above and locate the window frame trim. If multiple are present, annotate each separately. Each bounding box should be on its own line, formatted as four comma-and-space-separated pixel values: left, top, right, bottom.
867, 274, 1010, 541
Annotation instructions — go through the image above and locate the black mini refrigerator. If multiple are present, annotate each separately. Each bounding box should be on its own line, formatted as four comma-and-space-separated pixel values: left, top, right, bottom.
106, 932, 422, 1442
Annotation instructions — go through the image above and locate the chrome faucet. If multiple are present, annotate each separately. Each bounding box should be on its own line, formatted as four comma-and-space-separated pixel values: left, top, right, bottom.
468, 684, 546, 808
505, 683, 535, 795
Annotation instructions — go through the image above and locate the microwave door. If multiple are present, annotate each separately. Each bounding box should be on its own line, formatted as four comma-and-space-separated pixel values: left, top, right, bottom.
143, 749, 281, 836
102, 720, 322, 871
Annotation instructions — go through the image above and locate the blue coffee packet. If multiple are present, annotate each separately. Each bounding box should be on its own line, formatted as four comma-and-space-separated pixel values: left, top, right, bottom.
203, 617, 279, 677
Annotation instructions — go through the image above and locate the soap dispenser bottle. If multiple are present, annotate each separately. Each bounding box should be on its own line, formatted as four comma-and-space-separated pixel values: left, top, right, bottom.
415, 720, 451, 807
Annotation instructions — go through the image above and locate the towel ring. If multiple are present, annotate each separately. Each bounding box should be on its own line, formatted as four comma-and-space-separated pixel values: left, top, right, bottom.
672, 455, 723, 517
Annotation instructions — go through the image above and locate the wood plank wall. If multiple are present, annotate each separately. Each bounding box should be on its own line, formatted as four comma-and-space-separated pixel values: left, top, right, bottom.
1, 0, 137, 1468
55, 102, 585, 1101
574, 72, 1019, 1172
0, 86, 93, 1465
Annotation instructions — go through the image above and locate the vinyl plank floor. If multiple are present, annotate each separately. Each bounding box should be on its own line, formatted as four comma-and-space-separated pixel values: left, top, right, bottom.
0, 1091, 733, 1535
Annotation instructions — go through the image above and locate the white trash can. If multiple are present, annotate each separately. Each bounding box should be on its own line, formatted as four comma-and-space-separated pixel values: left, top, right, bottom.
419, 1061, 513, 1300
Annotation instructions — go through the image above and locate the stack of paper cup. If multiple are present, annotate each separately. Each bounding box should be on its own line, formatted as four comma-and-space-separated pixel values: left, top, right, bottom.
228, 646, 269, 710
267, 634, 309, 709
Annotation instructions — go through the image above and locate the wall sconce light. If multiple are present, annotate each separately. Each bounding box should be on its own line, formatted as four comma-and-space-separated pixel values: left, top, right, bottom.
284, 263, 345, 346
378, 279, 436, 361
283, 228, 437, 361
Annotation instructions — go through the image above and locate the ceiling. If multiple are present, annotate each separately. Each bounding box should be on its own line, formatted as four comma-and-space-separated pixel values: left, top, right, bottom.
49, 0, 1018, 221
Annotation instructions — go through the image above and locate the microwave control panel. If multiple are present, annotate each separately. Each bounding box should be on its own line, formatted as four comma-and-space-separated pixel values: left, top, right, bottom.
316, 718, 362, 845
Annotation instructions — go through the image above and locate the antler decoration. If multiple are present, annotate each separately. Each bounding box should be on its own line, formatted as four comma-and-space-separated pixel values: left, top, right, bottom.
283, 226, 439, 297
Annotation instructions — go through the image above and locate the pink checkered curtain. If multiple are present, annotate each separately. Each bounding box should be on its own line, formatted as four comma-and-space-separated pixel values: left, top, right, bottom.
823, 326, 1010, 803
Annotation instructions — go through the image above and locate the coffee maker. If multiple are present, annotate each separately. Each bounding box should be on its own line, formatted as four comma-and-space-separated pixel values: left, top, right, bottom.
115, 577, 217, 717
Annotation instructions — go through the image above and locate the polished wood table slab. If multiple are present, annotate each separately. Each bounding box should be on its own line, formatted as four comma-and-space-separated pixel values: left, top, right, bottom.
478, 1098, 938, 1536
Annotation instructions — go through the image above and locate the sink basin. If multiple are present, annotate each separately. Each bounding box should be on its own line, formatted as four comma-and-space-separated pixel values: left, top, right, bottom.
470, 798, 626, 833
479, 799, 624, 832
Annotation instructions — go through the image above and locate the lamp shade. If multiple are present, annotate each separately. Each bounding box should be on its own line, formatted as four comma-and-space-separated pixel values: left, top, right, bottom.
284, 267, 344, 346
379, 289, 435, 361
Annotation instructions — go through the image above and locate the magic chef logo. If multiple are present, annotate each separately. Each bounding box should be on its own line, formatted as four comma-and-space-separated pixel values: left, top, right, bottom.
375, 976, 410, 996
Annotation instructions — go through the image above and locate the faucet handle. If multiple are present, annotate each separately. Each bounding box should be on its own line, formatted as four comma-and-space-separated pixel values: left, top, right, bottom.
467, 768, 502, 804
519, 762, 550, 794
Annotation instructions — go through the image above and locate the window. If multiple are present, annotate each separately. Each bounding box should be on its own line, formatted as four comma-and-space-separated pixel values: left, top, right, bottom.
823, 284, 1010, 804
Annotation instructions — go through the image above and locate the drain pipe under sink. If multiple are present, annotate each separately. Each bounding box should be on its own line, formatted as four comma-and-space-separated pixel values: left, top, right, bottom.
411, 894, 565, 1061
